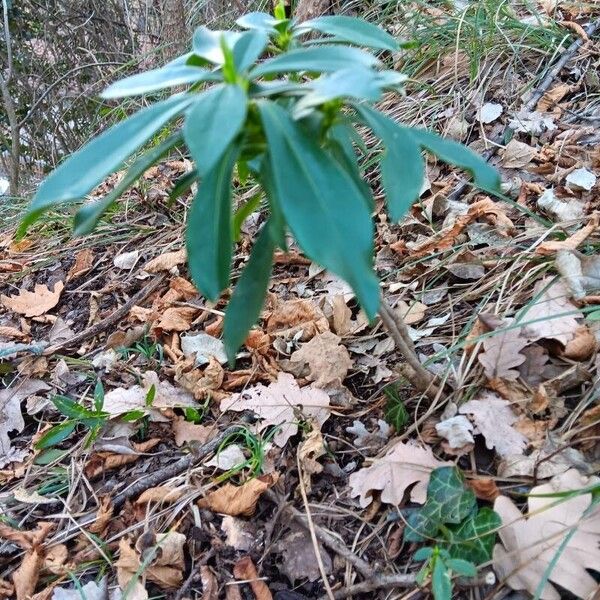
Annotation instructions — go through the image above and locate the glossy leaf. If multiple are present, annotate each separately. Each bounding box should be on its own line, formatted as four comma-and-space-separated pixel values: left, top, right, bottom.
35, 421, 77, 450
409, 128, 501, 192
233, 29, 269, 71
52, 395, 95, 420
432, 560, 452, 600
186, 144, 239, 301
21, 95, 192, 233
236, 12, 281, 31
258, 100, 379, 319
250, 46, 380, 77
102, 64, 219, 98
446, 507, 501, 564
73, 132, 183, 235
193, 26, 242, 64
297, 15, 399, 51
355, 104, 424, 222
224, 222, 276, 361
184, 85, 247, 176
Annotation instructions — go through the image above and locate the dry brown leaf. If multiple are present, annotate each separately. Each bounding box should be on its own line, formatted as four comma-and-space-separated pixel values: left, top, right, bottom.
493, 469, 600, 600
172, 418, 216, 447
518, 345, 549, 386
1, 281, 64, 317
155, 306, 199, 332
298, 428, 326, 492
88, 496, 113, 535
225, 585, 243, 600
200, 566, 219, 600
537, 83, 571, 112
562, 325, 596, 360
1, 379, 51, 468
105, 325, 146, 349
266, 299, 329, 340
144, 249, 186, 273
197, 473, 278, 517
467, 477, 500, 501
136, 486, 186, 505
536, 213, 599, 256
501, 139, 536, 169
13, 549, 43, 600
116, 532, 186, 599
221, 516, 257, 551
478, 324, 528, 380
233, 556, 273, 600
460, 392, 528, 458
84, 438, 160, 478
67, 248, 94, 281
0, 325, 27, 340
221, 373, 330, 447
287, 331, 352, 388
396, 300, 427, 325
0, 579, 14, 598
0, 521, 53, 550
331, 294, 352, 335
523, 279, 581, 346
348, 440, 450, 507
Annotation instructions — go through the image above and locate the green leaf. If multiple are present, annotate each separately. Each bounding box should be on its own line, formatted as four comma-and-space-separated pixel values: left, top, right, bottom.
432, 559, 452, 600
296, 15, 398, 51
236, 12, 281, 32
35, 421, 77, 450
34, 448, 69, 465
383, 384, 409, 431
21, 96, 192, 234
258, 101, 380, 319
413, 547, 434, 562
186, 144, 239, 301
224, 221, 276, 362
169, 169, 198, 203
250, 46, 380, 78
94, 379, 105, 412
184, 85, 247, 176
233, 29, 269, 71
72, 131, 183, 235
233, 192, 262, 242
355, 104, 424, 222
409, 128, 501, 192
193, 26, 241, 64
51, 395, 95, 420
102, 64, 219, 98
445, 558, 477, 577
445, 507, 501, 564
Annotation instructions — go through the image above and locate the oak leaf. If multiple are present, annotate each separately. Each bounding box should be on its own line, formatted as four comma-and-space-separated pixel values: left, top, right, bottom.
493, 469, 600, 600
478, 323, 528, 380
349, 440, 450, 507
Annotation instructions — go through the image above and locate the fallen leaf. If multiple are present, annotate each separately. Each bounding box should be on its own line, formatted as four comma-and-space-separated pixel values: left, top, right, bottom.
116, 532, 186, 599
172, 418, 216, 447
13, 549, 43, 600
501, 139, 536, 169
274, 524, 332, 583
395, 300, 427, 325
330, 294, 352, 335
233, 556, 273, 600
144, 249, 187, 273
198, 473, 279, 517
518, 345, 549, 386
266, 299, 329, 341
348, 440, 450, 507
287, 331, 352, 388
446, 262, 485, 280
0, 380, 51, 468
48, 317, 74, 344
467, 478, 500, 501
221, 373, 330, 447
206, 444, 246, 471
181, 332, 227, 365
566, 167, 597, 191
200, 566, 219, 600
114, 250, 139, 270
0, 325, 27, 340
509, 109, 557, 135
298, 429, 326, 492
538, 188, 585, 221
106, 325, 146, 349
536, 83, 571, 112
493, 469, 600, 600
479, 102, 503, 123
156, 306, 199, 332
555, 248, 600, 300
66, 248, 94, 281
135, 486, 186, 505
1, 281, 64, 317
478, 324, 528, 380
562, 325, 596, 360
460, 392, 528, 457
435, 416, 474, 449
522, 279, 581, 345
221, 516, 257, 551
88, 496, 113, 535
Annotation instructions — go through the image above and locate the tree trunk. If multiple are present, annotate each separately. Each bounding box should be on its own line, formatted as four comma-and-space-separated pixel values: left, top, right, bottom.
160, 0, 188, 61
294, 0, 331, 22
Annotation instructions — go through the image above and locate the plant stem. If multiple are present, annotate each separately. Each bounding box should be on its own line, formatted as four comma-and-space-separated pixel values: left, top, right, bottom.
379, 297, 439, 398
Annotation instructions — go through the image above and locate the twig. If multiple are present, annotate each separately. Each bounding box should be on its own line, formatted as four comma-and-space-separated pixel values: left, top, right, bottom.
296, 453, 336, 600
266, 490, 374, 579
379, 297, 439, 398
42, 274, 166, 356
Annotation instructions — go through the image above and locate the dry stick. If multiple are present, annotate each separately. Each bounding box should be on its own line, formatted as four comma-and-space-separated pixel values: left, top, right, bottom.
42, 274, 166, 356
448, 17, 600, 204
379, 298, 439, 398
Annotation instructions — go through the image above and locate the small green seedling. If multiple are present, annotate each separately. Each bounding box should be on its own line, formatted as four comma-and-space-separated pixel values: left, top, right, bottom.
383, 383, 409, 431
117, 334, 163, 363
36, 380, 109, 451
20, 2, 499, 363
404, 467, 500, 599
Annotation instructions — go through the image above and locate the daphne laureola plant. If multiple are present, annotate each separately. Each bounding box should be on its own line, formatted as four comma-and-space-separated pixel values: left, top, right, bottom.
20, 2, 500, 363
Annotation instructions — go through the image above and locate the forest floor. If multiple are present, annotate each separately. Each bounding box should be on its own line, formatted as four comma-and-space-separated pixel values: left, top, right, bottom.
2, 1, 600, 599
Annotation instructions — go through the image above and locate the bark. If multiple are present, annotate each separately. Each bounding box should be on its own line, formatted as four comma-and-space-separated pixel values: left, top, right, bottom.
160, 0, 188, 61
294, 0, 331, 22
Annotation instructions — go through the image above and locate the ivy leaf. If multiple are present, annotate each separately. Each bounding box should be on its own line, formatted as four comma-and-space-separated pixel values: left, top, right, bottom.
258, 100, 380, 319
224, 221, 276, 362
186, 144, 239, 301
184, 85, 247, 177
446, 507, 501, 564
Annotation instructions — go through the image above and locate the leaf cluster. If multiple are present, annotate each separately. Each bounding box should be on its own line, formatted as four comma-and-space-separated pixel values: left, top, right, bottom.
21, 5, 500, 361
